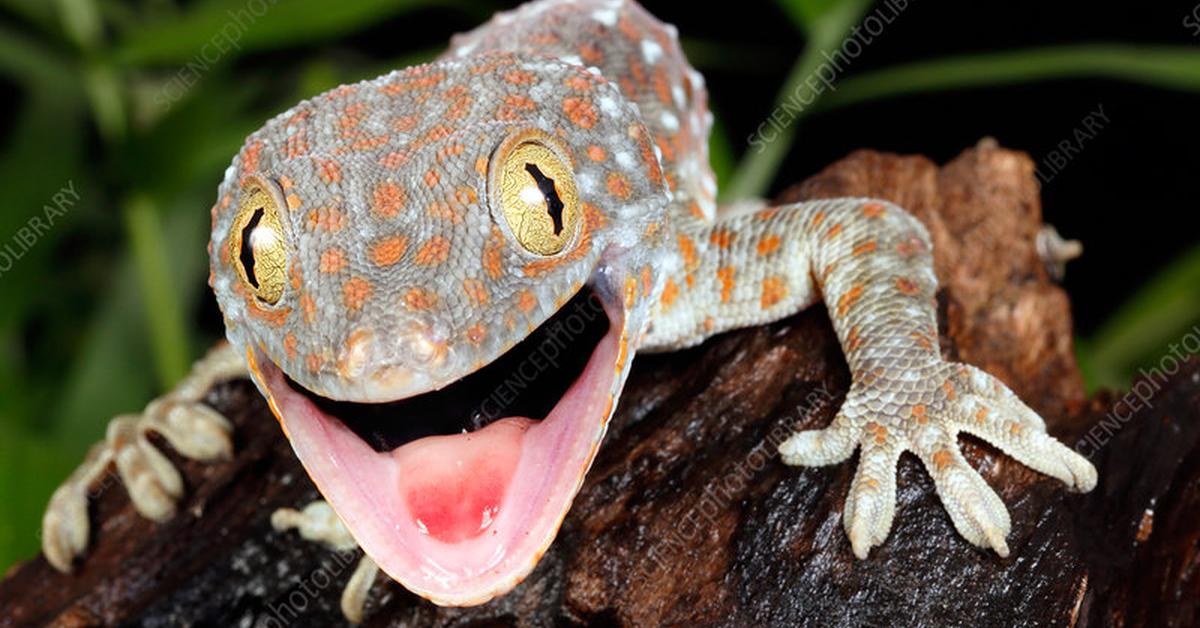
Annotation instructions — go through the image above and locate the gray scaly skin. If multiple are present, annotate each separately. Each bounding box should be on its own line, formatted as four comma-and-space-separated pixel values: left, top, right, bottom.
42, 0, 1097, 617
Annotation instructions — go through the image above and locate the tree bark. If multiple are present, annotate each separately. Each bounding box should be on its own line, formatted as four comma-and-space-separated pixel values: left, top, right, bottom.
3, 142, 1197, 627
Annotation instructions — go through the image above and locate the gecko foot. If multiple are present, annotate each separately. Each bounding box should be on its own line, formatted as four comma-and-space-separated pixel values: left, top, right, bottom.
272, 501, 379, 623
779, 361, 1096, 559
41, 343, 246, 572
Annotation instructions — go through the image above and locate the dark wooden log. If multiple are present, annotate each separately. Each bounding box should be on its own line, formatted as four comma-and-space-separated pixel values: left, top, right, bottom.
3, 143, 1197, 627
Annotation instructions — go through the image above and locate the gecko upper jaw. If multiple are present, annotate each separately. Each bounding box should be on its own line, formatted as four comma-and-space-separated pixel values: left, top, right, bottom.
279, 285, 609, 452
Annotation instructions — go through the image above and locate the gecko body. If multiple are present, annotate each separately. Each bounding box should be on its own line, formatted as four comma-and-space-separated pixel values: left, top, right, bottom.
43, 0, 1096, 614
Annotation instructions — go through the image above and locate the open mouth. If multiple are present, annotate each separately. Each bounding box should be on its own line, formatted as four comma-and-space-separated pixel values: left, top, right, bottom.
247, 284, 625, 605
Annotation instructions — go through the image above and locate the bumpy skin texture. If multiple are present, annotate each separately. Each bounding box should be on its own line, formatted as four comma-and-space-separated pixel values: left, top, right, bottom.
208, 47, 668, 402
45, 0, 1098, 608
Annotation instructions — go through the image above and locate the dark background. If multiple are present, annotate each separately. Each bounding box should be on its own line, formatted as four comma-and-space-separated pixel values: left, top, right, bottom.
0, 0, 1197, 574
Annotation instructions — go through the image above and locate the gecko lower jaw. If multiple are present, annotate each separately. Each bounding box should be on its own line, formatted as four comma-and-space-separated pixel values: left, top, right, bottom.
247, 283, 627, 606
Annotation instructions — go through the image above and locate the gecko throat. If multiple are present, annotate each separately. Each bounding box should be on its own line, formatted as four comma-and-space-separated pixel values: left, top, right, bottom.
283, 285, 609, 452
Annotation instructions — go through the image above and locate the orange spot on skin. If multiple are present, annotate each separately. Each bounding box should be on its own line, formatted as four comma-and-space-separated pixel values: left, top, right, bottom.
342, 277, 372, 312
678, 234, 698, 272
931, 449, 954, 471
306, 206, 346, 232
755, 207, 780, 221
943, 380, 957, 401
563, 96, 598, 128
285, 130, 308, 159
761, 276, 787, 308
306, 353, 323, 374
475, 156, 489, 177
709, 229, 733, 249
415, 236, 451, 266
379, 70, 446, 95
319, 248, 348, 274
580, 42, 604, 65
466, 322, 487, 345
757, 234, 781, 256
862, 202, 887, 218
846, 325, 864, 353
246, 298, 291, 327
587, 145, 607, 161
564, 75, 592, 91
300, 293, 316, 324
687, 201, 706, 219
403, 287, 437, 310
852, 240, 878, 256
644, 222, 661, 240
865, 421, 889, 445
495, 95, 536, 121
516, 290, 537, 313
911, 331, 933, 350
976, 407, 990, 424
380, 151, 408, 170
462, 278, 490, 306
911, 404, 928, 424
716, 267, 735, 303
424, 169, 441, 188
504, 70, 537, 85
372, 182, 406, 218
286, 194, 302, 211
316, 159, 342, 185
369, 236, 408, 267
896, 236, 925, 257
1009, 422, 1024, 436
624, 275, 638, 308
641, 266, 653, 296
242, 141, 263, 173
823, 223, 843, 241
284, 333, 298, 359
811, 210, 827, 228
703, 317, 714, 333
289, 259, 303, 290
837, 284, 865, 317
896, 277, 920, 296
445, 95, 473, 120
661, 277, 679, 308
606, 172, 631, 199
482, 228, 505, 279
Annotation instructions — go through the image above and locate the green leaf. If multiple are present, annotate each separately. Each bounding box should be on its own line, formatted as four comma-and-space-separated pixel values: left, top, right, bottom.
117, 0, 452, 65
726, 0, 871, 200
1081, 243, 1200, 391
819, 45, 1200, 112
774, 0, 842, 33
124, 194, 191, 387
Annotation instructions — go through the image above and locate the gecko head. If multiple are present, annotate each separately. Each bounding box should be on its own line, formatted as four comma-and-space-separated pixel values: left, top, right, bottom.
209, 53, 669, 605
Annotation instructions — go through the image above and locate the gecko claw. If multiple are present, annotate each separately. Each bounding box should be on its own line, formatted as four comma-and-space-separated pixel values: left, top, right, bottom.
40, 343, 245, 573
783, 360, 1095, 559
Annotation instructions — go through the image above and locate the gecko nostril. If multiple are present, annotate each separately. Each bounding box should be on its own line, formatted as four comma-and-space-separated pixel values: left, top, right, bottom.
337, 328, 374, 379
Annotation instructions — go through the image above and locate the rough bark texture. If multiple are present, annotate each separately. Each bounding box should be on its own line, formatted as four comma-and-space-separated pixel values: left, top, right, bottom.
3, 144, 1198, 627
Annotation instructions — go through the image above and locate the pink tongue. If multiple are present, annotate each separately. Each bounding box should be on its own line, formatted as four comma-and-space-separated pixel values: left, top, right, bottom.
394, 417, 533, 543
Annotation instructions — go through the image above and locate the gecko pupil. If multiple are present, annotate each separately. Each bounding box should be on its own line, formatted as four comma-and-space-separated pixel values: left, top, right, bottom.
239, 207, 265, 289
524, 163, 564, 235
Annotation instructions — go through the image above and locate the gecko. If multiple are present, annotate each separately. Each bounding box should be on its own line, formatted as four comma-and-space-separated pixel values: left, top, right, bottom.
41, 0, 1098, 621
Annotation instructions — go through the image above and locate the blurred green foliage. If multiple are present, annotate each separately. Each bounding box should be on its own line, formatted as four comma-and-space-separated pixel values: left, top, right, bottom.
0, 0, 1197, 574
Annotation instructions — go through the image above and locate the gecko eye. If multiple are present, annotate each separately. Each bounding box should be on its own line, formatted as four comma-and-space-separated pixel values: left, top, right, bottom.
490, 130, 581, 256
229, 176, 288, 305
